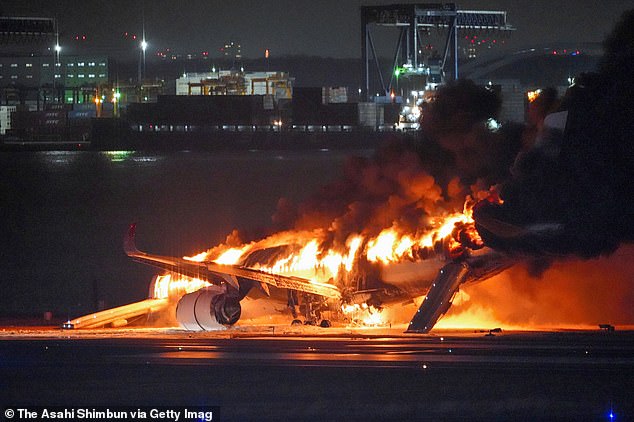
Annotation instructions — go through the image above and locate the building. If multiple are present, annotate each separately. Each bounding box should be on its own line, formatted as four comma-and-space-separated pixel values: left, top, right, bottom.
0, 55, 109, 105
56, 56, 109, 103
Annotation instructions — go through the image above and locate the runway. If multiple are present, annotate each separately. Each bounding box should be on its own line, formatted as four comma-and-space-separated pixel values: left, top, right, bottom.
1, 327, 633, 420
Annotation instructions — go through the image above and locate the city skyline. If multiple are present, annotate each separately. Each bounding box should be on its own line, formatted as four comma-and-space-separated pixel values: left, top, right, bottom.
2, 0, 633, 59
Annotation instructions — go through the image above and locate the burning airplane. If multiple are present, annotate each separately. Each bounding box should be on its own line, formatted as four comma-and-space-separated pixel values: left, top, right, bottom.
65, 193, 515, 332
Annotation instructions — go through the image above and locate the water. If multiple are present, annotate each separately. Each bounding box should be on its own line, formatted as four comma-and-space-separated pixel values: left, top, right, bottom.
0, 149, 372, 316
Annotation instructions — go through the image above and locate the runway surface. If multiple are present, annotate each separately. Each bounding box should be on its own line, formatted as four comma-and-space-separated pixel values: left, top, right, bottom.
1, 326, 633, 421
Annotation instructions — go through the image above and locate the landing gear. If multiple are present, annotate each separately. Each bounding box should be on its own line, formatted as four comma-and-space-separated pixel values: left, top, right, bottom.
287, 290, 332, 328
287, 290, 299, 319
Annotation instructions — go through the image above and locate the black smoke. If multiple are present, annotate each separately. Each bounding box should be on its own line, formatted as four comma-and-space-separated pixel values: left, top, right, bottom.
266, 80, 521, 250
416, 79, 522, 192
474, 9, 634, 260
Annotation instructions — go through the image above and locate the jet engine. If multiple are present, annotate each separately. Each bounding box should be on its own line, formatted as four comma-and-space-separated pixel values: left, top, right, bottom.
176, 286, 241, 331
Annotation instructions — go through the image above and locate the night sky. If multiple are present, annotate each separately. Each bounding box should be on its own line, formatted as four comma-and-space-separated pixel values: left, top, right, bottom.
2, 0, 634, 58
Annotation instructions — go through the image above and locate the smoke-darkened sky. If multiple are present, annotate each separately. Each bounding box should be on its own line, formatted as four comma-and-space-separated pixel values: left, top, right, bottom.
3, 0, 634, 58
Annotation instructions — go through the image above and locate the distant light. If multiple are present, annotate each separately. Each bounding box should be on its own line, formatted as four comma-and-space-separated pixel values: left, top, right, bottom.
487, 118, 501, 131
54, 44, 61, 53
527, 89, 542, 103
141, 40, 148, 51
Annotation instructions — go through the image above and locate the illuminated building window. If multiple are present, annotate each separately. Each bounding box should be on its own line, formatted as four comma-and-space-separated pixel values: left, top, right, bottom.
99, 62, 106, 66
26, 63, 33, 67
11, 75, 18, 79
67, 63, 74, 67
67, 74, 74, 78
54, 74, 61, 78
78, 74, 84, 78
88, 62, 95, 66
10, 63, 18, 67
26, 75, 33, 79
42, 63, 49, 67
77, 62, 84, 67
98, 73, 106, 78
88, 74, 95, 78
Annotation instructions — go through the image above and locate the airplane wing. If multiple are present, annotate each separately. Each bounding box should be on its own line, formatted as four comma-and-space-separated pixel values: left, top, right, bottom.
125, 224, 341, 300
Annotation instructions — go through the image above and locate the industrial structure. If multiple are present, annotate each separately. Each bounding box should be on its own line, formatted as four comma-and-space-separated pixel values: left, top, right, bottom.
0, 16, 55, 44
175, 71, 293, 102
360, 3, 514, 101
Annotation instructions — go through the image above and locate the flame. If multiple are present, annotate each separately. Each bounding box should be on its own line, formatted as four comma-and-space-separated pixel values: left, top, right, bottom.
213, 247, 249, 264
152, 274, 211, 299
184, 251, 208, 262
181, 199, 483, 287
341, 303, 386, 327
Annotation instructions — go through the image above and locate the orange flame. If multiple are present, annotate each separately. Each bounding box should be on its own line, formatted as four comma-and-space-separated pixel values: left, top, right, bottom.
182, 199, 482, 287
341, 303, 386, 327
152, 274, 211, 299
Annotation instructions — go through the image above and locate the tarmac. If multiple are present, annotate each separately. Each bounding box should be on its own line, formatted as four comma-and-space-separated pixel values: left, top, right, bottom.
1, 324, 632, 421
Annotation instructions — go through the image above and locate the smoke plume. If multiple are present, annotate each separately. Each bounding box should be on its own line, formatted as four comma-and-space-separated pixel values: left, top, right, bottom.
267, 80, 520, 251
474, 9, 634, 261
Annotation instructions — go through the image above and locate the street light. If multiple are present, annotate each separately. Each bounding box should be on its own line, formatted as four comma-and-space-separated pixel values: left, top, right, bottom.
52, 39, 62, 103
139, 39, 148, 82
